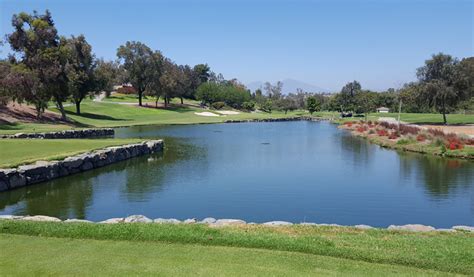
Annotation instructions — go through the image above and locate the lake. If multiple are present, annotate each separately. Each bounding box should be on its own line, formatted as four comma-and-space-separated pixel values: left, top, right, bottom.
1, 121, 473, 228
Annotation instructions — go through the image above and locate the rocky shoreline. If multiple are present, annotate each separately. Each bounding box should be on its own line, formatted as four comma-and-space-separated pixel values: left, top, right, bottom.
0, 128, 115, 139
224, 116, 325, 123
1, 214, 472, 233
0, 140, 163, 192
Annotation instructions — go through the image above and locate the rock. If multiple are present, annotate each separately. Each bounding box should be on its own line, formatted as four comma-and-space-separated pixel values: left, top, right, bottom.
8, 173, 26, 189
99, 218, 124, 224
452, 226, 474, 232
315, 223, 341, 227
436, 228, 456, 232
354, 224, 375, 230
213, 219, 246, 226
154, 218, 181, 224
21, 215, 61, 222
124, 215, 153, 223
263, 221, 293, 226
183, 218, 197, 224
200, 217, 217, 224
387, 224, 435, 232
300, 222, 318, 226
0, 179, 8, 192
64, 219, 93, 223
0, 215, 24, 220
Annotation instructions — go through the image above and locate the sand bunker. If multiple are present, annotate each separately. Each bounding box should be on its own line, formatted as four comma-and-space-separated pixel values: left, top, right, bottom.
194, 112, 219, 117
216, 110, 240, 115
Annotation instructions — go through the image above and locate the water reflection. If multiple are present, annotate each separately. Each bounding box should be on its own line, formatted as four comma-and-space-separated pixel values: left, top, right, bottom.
398, 153, 474, 199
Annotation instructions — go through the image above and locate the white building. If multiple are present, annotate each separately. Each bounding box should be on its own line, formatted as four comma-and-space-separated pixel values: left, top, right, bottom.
376, 107, 390, 113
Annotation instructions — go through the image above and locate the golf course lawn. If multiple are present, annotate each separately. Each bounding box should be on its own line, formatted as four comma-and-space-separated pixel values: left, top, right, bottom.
1, 100, 473, 135
0, 138, 143, 168
0, 220, 472, 275
0, 233, 457, 276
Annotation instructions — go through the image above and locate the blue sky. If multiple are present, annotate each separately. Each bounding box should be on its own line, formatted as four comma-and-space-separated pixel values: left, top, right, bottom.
1, 0, 472, 91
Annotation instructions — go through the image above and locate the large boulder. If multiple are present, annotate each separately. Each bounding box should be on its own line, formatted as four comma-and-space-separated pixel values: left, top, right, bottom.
213, 219, 246, 226
452, 225, 474, 232
99, 218, 124, 224
124, 215, 153, 223
263, 221, 293, 226
388, 224, 435, 232
64, 219, 93, 223
21, 215, 61, 222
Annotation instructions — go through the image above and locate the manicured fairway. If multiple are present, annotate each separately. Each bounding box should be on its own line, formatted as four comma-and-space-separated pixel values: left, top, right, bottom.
0, 138, 143, 168
0, 233, 457, 276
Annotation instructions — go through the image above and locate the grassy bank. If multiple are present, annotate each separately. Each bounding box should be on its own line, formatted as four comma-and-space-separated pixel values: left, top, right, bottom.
0, 138, 143, 168
0, 220, 472, 275
0, 101, 309, 134
0, 233, 457, 276
339, 121, 474, 160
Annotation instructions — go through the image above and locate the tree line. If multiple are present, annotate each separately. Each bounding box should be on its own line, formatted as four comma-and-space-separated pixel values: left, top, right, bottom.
0, 10, 212, 119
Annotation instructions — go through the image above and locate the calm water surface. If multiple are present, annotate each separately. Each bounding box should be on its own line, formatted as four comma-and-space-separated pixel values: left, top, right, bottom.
1, 121, 473, 228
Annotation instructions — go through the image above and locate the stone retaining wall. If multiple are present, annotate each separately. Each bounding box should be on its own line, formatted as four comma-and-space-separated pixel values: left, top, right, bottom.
0, 214, 472, 233
0, 128, 115, 139
0, 140, 163, 192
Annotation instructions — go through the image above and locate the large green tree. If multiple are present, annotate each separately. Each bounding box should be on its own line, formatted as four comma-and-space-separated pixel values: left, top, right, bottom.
66, 35, 98, 114
416, 53, 470, 124
117, 41, 161, 106
8, 10, 70, 119
340, 81, 361, 112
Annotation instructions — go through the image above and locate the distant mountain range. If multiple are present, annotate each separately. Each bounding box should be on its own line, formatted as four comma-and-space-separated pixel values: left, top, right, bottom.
246, 79, 329, 94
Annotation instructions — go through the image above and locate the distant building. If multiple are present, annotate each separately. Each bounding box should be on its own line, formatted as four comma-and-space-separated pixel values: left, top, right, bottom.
376, 107, 390, 113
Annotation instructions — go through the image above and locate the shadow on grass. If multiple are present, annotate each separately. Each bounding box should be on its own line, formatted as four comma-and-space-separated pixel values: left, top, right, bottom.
140, 104, 195, 113
65, 110, 126, 121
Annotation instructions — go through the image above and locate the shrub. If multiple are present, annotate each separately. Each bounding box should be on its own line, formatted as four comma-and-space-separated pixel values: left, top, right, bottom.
344, 121, 353, 127
260, 100, 273, 113
368, 129, 375, 135
241, 101, 256, 111
445, 134, 464, 150
388, 132, 399, 139
416, 134, 427, 142
433, 137, 445, 147
397, 138, 411, 145
356, 125, 368, 133
427, 128, 445, 137
377, 129, 389, 136
399, 125, 420, 136
211, 101, 225, 110
116, 85, 137, 94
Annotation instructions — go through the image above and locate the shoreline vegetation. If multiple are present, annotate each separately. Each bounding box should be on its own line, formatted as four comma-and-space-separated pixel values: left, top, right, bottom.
0, 219, 472, 275
339, 120, 474, 160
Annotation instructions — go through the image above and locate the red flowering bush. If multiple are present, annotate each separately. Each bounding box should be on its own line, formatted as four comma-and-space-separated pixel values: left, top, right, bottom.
344, 121, 353, 127
388, 132, 399, 139
445, 135, 464, 150
416, 134, 427, 142
356, 125, 368, 133
377, 129, 389, 136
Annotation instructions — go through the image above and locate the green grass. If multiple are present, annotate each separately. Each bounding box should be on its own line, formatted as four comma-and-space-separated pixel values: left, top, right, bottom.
366, 112, 474, 125
0, 234, 457, 276
0, 220, 472, 275
104, 94, 202, 106
0, 138, 143, 168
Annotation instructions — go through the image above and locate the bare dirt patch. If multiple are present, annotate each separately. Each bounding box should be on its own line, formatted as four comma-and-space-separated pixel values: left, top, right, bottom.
0, 102, 64, 124
419, 124, 474, 137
